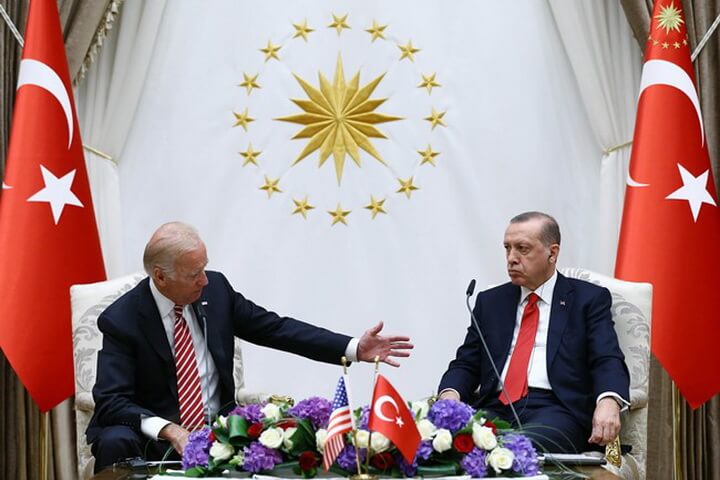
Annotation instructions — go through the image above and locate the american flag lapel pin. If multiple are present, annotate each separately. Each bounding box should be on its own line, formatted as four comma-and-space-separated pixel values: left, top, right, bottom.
560, 300, 566, 306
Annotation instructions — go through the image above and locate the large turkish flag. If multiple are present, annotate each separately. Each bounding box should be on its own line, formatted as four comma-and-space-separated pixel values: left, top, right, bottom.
0, 0, 105, 411
368, 374, 420, 463
615, 0, 720, 408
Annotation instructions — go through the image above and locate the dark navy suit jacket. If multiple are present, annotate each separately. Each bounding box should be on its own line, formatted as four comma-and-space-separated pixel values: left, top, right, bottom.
438, 273, 630, 427
87, 271, 351, 443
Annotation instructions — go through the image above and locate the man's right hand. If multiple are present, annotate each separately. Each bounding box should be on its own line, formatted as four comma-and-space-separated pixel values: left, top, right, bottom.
159, 423, 191, 454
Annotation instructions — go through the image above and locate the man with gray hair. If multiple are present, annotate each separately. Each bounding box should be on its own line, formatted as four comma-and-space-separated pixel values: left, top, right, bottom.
88, 222, 413, 471
438, 212, 630, 452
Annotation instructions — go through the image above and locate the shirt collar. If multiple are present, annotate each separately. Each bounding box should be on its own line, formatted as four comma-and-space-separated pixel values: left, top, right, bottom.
149, 278, 177, 319
520, 269, 557, 305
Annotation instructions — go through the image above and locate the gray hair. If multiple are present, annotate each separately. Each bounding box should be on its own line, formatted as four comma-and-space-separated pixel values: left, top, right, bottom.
143, 222, 202, 277
510, 211, 561, 246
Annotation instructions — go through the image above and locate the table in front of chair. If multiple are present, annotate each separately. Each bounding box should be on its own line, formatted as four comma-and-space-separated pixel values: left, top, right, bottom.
91, 466, 622, 480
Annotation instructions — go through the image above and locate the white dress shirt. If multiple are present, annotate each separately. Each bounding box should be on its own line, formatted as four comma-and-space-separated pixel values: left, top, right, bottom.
141, 280, 360, 439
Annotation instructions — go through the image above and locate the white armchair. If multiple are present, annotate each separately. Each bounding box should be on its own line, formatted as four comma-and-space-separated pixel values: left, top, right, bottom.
70, 273, 261, 479
561, 268, 652, 480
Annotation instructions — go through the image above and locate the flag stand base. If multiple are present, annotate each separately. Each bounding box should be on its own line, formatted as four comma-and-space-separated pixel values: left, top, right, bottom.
350, 474, 377, 480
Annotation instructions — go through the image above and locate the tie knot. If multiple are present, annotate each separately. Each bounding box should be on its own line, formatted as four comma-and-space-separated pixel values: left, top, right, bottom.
527, 293, 539, 306
174, 305, 184, 317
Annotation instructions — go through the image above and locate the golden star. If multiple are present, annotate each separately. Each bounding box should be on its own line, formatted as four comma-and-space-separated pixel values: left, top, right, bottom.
418, 73, 441, 94
233, 108, 255, 131
425, 108, 447, 130
364, 196, 387, 219
328, 203, 351, 226
239, 73, 261, 95
652, 39, 659, 46
398, 40, 420, 61
673, 41, 681, 48
328, 13, 350, 35
682, 38, 688, 45
365, 20, 387, 42
260, 40, 281, 62
418, 145, 440, 166
662, 42, 669, 49
292, 196, 315, 218
275, 54, 403, 184
292, 19, 315, 42
655, 2, 684, 34
396, 177, 419, 199
239, 143, 261, 166
259, 175, 282, 198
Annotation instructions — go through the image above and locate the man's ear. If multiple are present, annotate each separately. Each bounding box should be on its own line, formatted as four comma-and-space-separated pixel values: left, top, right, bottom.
153, 266, 166, 286
548, 244, 560, 263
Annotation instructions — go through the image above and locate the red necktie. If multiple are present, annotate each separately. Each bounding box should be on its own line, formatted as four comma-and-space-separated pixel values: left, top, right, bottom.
173, 305, 206, 430
500, 293, 540, 405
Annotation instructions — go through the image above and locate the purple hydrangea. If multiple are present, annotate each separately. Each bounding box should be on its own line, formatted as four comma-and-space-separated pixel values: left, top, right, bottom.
394, 452, 417, 477
416, 440, 433, 462
288, 396, 332, 428
357, 405, 370, 430
460, 447, 488, 478
336, 444, 366, 471
182, 428, 212, 470
502, 433, 540, 476
242, 442, 283, 473
427, 399, 474, 432
229, 403, 264, 423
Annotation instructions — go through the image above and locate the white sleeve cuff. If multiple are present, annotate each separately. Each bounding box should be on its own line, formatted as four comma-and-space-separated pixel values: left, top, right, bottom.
438, 388, 461, 400
345, 338, 359, 363
596, 392, 630, 412
141, 415, 172, 440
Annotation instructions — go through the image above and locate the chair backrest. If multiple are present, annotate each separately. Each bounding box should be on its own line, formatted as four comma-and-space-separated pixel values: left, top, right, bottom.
561, 268, 652, 480
70, 273, 252, 479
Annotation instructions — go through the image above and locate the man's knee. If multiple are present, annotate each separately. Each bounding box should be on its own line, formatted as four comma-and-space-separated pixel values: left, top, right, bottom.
91, 426, 144, 473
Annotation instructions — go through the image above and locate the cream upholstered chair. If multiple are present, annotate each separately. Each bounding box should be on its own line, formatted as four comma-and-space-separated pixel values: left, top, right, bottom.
70, 273, 262, 479
561, 268, 652, 480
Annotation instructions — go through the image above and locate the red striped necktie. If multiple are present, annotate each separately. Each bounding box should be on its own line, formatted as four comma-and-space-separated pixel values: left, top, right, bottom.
173, 304, 206, 430
500, 293, 540, 405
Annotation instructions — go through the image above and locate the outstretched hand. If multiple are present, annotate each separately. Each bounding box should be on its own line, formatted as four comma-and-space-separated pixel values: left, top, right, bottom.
357, 321, 414, 367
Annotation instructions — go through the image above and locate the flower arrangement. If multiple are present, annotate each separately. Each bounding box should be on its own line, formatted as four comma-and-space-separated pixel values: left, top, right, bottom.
181, 396, 540, 478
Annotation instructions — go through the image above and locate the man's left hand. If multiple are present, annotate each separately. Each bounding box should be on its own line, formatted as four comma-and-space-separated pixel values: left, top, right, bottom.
357, 321, 413, 367
588, 397, 621, 445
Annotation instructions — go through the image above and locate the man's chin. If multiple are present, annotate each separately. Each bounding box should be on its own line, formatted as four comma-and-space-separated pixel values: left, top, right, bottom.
508, 275, 525, 286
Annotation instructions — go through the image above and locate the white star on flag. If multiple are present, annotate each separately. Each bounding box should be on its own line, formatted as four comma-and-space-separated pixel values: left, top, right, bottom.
27, 165, 83, 224
395, 416, 404, 427
665, 163, 717, 222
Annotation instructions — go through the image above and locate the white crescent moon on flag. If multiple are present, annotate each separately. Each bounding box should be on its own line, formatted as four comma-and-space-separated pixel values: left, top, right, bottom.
639, 59, 704, 146
17, 59, 74, 149
373, 395, 400, 423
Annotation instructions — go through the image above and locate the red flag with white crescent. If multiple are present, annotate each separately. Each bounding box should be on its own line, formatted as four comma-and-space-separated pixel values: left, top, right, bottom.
368, 374, 420, 463
0, 0, 105, 411
615, 0, 720, 408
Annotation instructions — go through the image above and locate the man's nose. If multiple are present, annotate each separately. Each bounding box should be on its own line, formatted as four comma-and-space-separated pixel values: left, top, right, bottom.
198, 271, 209, 286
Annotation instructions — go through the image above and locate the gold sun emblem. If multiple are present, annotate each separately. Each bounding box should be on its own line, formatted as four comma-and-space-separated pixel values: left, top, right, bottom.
655, 2, 684, 34
275, 55, 403, 184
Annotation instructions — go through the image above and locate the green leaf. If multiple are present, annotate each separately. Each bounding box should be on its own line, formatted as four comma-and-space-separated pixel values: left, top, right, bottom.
228, 415, 249, 441
182, 466, 207, 477
417, 464, 460, 476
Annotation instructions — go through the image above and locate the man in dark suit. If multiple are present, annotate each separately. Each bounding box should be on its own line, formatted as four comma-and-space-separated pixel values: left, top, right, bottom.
438, 212, 629, 452
88, 222, 413, 472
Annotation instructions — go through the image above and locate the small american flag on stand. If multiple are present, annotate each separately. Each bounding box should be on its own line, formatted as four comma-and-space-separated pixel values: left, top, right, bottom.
323, 376, 354, 471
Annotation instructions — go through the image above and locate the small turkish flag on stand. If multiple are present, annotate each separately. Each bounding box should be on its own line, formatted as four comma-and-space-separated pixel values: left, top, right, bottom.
0, 0, 106, 411
615, 0, 720, 408
368, 374, 420, 463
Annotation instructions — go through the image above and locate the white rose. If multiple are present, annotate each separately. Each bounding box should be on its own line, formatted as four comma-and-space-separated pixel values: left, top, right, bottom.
283, 427, 297, 450
315, 429, 328, 453
209, 441, 234, 462
432, 429, 453, 452
261, 403, 282, 421
472, 423, 497, 450
411, 400, 430, 419
417, 419, 437, 440
370, 432, 391, 453
213, 415, 227, 429
353, 430, 370, 448
486, 447, 515, 474
259, 427, 284, 449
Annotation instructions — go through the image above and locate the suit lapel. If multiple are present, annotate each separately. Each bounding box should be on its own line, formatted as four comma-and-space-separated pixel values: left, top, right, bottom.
137, 279, 173, 367
547, 273, 574, 368
191, 298, 232, 390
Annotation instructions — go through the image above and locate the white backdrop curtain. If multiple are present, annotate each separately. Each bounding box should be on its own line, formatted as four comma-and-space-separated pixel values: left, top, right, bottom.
548, 0, 642, 275
76, 0, 168, 278
82, 0, 633, 405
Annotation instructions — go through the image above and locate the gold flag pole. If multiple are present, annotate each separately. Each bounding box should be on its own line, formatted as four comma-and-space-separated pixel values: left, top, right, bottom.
672, 382, 683, 480
365, 356, 380, 473
341, 356, 363, 477
40, 410, 49, 480
351, 356, 380, 480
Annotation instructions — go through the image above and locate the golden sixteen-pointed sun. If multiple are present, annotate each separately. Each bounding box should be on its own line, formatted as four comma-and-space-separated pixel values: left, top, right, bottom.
275, 55, 403, 184
655, 2, 684, 34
